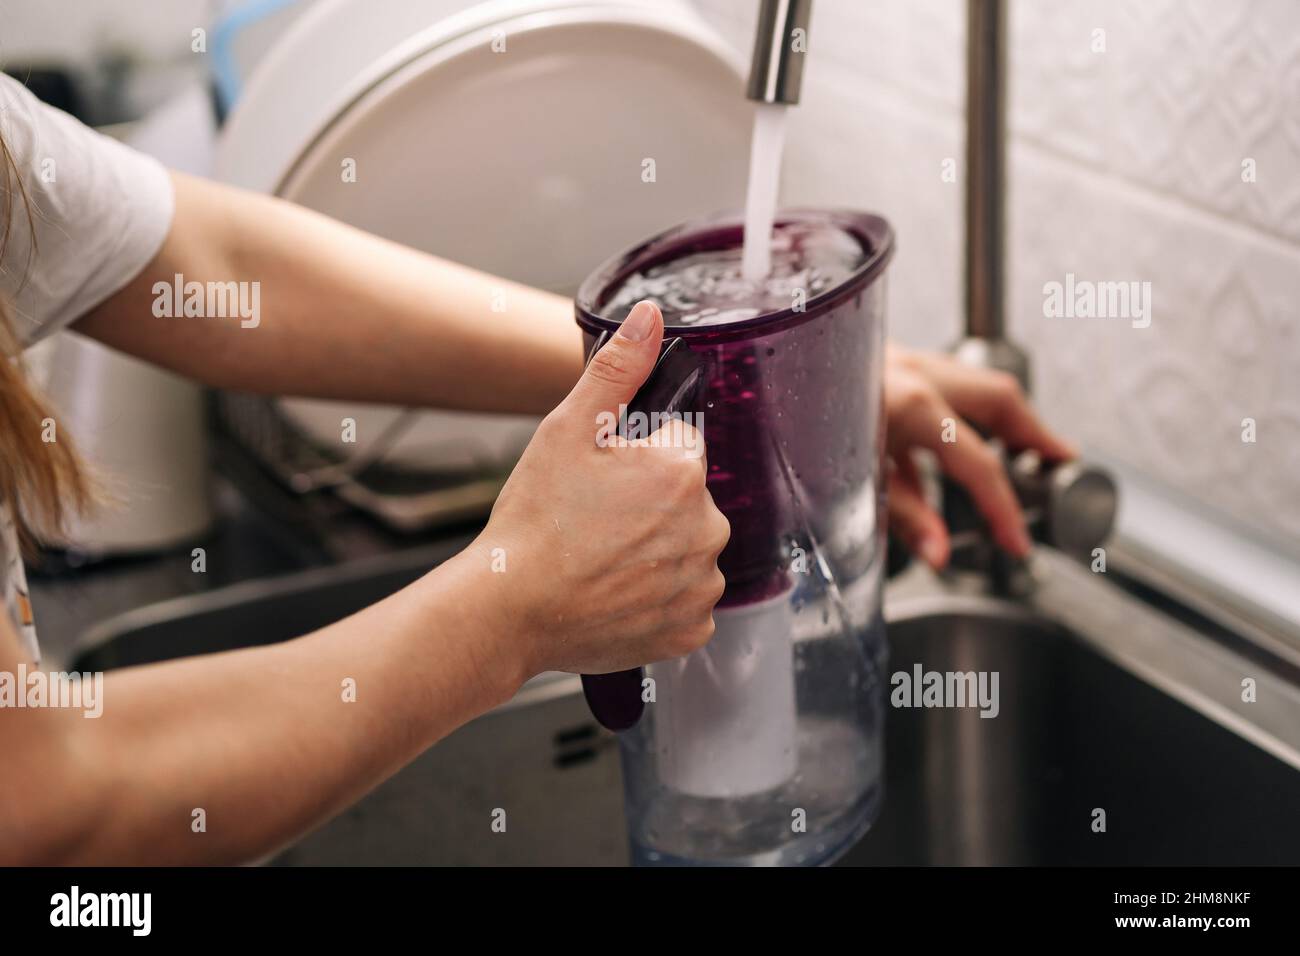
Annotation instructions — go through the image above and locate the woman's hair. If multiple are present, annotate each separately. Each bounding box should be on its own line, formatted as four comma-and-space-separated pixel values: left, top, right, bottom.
0, 130, 91, 552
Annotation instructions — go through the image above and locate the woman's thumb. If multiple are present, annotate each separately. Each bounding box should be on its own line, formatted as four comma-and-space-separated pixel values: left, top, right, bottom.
557, 300, 664, 440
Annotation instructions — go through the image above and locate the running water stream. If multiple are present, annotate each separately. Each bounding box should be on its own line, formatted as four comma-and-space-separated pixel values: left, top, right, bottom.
740, 102, 789, 281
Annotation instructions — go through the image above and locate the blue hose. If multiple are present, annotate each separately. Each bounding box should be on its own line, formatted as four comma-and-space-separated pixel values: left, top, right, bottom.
211, 0, 304, 115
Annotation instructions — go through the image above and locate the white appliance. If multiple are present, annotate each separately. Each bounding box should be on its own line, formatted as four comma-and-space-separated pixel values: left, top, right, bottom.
31, 333, 215, 554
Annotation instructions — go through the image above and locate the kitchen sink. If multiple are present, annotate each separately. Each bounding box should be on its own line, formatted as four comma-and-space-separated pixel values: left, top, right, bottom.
71, 544, 1300, 866
843, 596, 1300, 865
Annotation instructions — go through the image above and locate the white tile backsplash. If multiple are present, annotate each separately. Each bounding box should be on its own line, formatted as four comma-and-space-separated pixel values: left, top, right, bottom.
693, 0, 1300, 552
1012, 0, 1300, 245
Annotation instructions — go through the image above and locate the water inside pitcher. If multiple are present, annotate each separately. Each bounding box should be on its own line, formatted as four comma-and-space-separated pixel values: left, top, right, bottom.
575, 209, 895, 865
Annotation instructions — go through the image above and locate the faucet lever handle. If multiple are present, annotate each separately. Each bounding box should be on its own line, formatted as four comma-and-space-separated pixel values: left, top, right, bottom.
1009, 451, 1118, 556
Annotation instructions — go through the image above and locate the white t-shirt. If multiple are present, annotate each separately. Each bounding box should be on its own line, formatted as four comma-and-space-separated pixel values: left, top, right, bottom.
1, 73, 176, 660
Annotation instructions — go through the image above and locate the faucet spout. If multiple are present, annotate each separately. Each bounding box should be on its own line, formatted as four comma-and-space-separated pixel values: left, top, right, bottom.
747, 0, 813, 106
955, 1, 1032, 393
964, 0, 1009, 347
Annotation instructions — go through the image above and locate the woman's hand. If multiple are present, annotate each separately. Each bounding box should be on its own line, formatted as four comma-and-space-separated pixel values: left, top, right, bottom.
884, 343, 1077, 570
462, 300, 730, 683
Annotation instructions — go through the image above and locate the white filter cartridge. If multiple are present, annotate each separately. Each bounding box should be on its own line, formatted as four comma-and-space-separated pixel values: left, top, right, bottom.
655, 589, 797, 797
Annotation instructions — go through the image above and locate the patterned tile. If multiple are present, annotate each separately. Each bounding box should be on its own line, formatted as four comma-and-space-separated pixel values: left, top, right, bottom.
1013, 0, 1300, 243
691, 0, 1300, 550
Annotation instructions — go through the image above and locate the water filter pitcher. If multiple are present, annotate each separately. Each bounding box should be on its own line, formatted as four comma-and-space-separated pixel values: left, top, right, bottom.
575, 209, 895, 865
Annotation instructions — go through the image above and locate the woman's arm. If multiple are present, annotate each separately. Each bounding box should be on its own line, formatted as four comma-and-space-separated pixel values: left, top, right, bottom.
0, 549, 521, 866
74, 172, 584, 416
1, 304, 728, 865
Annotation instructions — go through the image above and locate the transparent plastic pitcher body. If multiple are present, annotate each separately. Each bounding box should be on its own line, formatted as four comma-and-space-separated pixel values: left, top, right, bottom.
575, 209, 895, 866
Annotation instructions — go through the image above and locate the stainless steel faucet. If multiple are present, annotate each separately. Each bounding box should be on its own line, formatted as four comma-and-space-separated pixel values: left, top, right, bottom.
741, 0, 1114, 568
956, 0, 1030, 389
952, 0, 1117, 569
747, 0, 813, 106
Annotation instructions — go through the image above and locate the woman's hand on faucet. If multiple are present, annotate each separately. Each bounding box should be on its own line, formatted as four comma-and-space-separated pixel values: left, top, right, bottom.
884, 343, 1077, 570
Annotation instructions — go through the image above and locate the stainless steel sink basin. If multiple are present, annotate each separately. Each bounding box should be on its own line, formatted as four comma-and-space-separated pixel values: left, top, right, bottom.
71, 545, 1300, 866
844, 595, 1300, 865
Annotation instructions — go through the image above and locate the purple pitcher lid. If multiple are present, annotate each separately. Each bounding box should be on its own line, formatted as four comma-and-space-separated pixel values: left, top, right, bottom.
575, 208, 895, 344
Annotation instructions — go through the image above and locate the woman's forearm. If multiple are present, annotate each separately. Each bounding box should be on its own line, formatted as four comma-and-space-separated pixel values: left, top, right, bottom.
1, 304, 733, 865
2, 551, 522, 865
75, 171, 585, 415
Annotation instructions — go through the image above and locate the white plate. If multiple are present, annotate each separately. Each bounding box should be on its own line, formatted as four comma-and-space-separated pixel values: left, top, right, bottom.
216, 0, 750, 471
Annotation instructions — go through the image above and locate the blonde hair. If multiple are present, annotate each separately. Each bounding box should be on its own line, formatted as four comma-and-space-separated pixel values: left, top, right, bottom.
0, 130, 91, 552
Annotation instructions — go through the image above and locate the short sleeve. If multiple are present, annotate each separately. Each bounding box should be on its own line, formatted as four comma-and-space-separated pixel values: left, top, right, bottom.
0, 72, 175, 346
